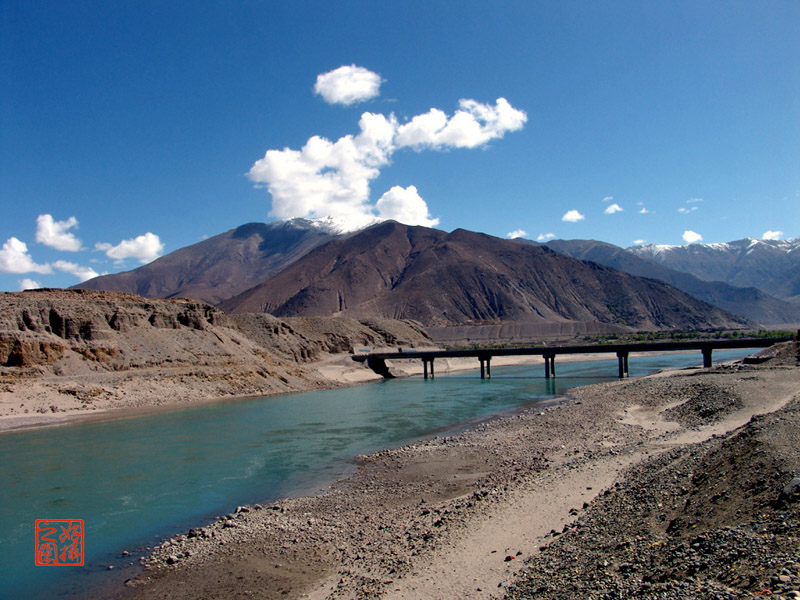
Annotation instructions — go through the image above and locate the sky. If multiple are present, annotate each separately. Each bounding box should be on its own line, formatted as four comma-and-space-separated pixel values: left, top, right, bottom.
1, 1, 799, 292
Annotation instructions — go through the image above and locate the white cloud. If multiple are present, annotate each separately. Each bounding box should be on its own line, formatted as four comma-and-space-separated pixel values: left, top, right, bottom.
0, 237, 52, 274
375, 185, 439, 227
639, 207, 649, 214
632, 239, 646, 245
602, 196, 613, 202
678, 206, 698, 214
395, 98, 527, 150
19, 278, 42, 290
537, 233, 555, 241
95, 233, 164, 264
507, 229, 527, 239
683, 230, 703, 244
53, 260, 99, 282
248, 94, 526, 232
687, 197, 703, 203
562, 210, 584, 223
35, 214, 82, 251
314, 65, 382, 105
604, 203, 623, 215
762, 230, 783, 240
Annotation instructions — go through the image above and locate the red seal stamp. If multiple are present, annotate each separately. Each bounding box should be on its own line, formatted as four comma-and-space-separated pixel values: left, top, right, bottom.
35, 519, 84, 566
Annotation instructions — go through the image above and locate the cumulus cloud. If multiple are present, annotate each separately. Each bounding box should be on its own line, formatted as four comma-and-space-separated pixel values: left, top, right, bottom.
314, 65, 382, 105
604, 203, 623, 215
633, 239, 646, 245
762, 230, 783, 240
507, 229, 527, 239
53, 260, 99, 282
0, 237, 52, 274
562, 210, 584, 223
537, 233, 555, 241
376, 186, 439, 227
395, 98, 527, 150
683, 230, 703, 244
19, 278, 42, 290
639, 207, 649, 214
678, 206, 698, 214
95, 233, 164, 264
248, 90, 526, 231
35, 214, 82, 251
602, 196, 613, 202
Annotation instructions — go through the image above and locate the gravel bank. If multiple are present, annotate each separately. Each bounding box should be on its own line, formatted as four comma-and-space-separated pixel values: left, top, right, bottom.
111, 342, 798, 600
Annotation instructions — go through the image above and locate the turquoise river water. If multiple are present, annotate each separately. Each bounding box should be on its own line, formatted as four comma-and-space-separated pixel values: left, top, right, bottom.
0, 349, 754, 599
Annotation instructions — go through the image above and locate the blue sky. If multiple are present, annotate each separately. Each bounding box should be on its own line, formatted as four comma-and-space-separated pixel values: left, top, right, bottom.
2, 1, 798, 291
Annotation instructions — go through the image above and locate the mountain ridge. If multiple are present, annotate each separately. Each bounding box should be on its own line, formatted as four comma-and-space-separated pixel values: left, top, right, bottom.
627, 237, 800, 304
220, 221, 751, 331
545, 238, 800, 325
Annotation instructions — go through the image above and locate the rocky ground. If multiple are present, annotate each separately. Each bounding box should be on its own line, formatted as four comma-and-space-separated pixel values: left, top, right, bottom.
109, 341, 798, 600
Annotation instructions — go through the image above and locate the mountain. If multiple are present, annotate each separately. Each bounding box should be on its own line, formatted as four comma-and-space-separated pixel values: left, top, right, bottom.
220, 221, 751, 331
545, 239, 800, 325
75, 219, 342, 305
628, 237, 800, 305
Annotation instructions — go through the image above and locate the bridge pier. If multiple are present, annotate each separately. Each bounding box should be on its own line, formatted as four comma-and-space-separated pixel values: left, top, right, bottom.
479, 355, 492, 379
423, 358, 435, 379
617, 351, 629, 378
544, 353, 556, 378
702, 346, 713, 368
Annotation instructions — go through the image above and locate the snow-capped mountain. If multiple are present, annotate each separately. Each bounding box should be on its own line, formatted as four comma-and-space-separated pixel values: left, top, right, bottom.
628, 237, 800, 304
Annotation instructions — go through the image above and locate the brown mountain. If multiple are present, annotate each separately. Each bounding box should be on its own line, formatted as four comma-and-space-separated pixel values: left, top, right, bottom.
75, 220, 341, 305
544, 239, 800, 325
219, 221, 751, 331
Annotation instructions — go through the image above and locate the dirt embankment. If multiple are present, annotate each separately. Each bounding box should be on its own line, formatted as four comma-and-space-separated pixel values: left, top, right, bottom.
116, 342, 799, 600
0, 289, 432, 430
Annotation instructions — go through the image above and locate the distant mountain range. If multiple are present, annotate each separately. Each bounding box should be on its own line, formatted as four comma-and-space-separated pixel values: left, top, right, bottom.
627, 237, 800, 305
544, 239, 800, 325
76, 220, 752, 333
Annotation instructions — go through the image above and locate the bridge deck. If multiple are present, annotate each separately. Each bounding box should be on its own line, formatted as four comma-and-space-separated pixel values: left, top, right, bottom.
352, 336, 795, 379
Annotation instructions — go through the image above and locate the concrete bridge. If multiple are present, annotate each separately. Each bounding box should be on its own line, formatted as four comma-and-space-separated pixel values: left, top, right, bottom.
352, 336, 795, 380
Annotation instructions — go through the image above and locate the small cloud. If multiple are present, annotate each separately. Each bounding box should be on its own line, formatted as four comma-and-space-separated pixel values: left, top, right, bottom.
18, 278, 42, 290
639, 207, 649, 214
537, 233, 555, 241
95, 233, 164, 264
0, 237, 52, 274
602, 196, 614, 203
53, 260, 99, 282
632, 239, 646, 245
507, 229, 527, 239
35, 214, 82, 251
762, 230, 783, 240
683, 230, 703, 244
604, 203, 623, 215
314, 65, 382, 105
679, 198, 702, 213
562, 210, 584, 223
375, 185, 439, 227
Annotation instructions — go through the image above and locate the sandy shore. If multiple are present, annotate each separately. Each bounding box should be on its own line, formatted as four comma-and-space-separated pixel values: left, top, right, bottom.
111, 343, 799, 600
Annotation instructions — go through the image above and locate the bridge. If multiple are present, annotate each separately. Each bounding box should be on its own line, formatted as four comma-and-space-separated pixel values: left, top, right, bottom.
352, 336, 796, 380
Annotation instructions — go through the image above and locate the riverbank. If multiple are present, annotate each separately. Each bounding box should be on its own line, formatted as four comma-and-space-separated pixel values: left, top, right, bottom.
116, 342, 799, 600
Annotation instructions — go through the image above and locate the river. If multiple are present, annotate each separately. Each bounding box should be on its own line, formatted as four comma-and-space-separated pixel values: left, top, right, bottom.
0, 349, 754, 599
